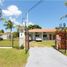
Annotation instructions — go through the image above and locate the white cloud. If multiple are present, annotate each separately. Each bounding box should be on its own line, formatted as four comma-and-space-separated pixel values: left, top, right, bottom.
2, 5, 22, 16
27, 22, 34, 25
0, 0, 4, 5
23, 21, 34, 26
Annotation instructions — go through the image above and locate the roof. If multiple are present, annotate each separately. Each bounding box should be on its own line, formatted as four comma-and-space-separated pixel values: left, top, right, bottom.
29, 29, 56, 33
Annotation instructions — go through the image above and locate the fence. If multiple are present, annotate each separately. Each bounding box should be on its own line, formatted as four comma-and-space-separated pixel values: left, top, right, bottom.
55, 30, 67, 53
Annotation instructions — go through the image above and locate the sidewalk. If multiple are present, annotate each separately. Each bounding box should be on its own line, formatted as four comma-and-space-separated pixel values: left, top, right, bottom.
25, 47, 67, 67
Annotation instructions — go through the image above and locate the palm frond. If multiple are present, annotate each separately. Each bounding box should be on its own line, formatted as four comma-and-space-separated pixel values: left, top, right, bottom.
60, 14, 67, 20
1, 18, 7, 23
64, 2, 67, 6
64, 14, 67, 17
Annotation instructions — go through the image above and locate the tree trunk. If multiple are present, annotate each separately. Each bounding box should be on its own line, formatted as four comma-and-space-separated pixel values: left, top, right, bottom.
10, 29, 13, 47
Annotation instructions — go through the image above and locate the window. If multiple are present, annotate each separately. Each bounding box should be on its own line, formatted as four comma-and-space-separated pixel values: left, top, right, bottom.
35, 35, 39, 37
43, 35, 47, 37
35, 32, 39, 37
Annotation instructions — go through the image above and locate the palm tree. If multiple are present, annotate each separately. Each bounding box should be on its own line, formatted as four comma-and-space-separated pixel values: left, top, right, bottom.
64, 2, 67, 6
3, 19, 14, 47
60, 2, 67, 20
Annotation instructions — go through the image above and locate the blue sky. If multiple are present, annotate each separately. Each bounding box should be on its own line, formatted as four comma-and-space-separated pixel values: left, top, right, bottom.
0, 0, 67, 32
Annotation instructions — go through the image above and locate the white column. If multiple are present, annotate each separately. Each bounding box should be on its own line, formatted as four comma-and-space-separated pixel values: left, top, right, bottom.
47, 34, 49, 40
40, 33, 43, 40
51, 34, 53, 40
33, 33, 35, 40
19, 32, 25, 48
41, 32, 43, 40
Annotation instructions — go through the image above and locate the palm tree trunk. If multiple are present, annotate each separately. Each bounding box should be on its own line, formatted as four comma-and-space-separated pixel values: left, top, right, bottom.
10, 29, 13, 47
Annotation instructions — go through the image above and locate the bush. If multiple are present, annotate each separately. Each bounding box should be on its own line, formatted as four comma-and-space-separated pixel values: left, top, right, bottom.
13, 32, 19, 38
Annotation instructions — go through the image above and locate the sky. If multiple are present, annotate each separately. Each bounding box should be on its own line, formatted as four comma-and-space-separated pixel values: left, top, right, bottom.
0, 0, 67, 32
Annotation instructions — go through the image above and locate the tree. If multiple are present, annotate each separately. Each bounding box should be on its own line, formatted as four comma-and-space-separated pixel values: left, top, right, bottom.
28, 24, 42, 30
0, 29, 4, 33
4, 20, 13, 31
4, 19, 14, 47
64, 2, 67, 6
60, 2, 67, 19
60, 2, 67, 29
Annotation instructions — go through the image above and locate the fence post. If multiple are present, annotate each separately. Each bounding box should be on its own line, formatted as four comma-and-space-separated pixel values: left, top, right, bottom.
25, 29, 29, 53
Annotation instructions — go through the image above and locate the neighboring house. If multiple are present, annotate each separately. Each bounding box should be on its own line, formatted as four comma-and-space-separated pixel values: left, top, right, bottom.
29, 29, 56, 41
0, 32, 11, 39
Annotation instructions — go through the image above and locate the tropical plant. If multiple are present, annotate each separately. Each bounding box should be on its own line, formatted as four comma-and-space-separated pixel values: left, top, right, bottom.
64, 1, 67, 6
60, 2, 67, 20
2, 18, 14, 47
4, 20, 13, 31
59, 2, 67, 30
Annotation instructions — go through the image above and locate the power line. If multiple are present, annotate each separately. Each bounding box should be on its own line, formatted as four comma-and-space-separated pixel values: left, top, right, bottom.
24, 0, 43, 27
28, 0, 43, 12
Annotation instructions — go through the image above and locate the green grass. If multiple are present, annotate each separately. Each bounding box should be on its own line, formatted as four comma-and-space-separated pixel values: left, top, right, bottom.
0, 48, 28, 67
0, 40, 11, 47
0, 38, 28, 67
0, 39, 18, 47
30, 40, 55, 47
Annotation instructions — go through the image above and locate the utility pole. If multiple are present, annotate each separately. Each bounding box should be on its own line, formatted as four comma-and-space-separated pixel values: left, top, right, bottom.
25, 0, 42, 52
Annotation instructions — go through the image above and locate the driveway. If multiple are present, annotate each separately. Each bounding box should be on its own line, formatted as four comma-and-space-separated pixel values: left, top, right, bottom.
25, 47, 67, 67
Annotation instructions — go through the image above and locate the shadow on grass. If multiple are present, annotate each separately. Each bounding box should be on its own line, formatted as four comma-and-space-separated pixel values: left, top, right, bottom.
13, 45, 24, 49
12, 45, 29, 54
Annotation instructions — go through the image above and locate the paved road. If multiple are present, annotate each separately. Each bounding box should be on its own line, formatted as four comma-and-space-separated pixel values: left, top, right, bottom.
25, 47, 67, 67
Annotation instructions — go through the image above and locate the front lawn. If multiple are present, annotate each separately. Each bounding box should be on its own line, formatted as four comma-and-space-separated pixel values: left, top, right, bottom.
0, 38, 28, 67
0, 39, 18, 47
30, 40, 55, 47
0, 48, 28, 67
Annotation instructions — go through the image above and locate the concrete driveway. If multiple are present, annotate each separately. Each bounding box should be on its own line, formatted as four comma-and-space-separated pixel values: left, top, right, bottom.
25, 47, 67, 67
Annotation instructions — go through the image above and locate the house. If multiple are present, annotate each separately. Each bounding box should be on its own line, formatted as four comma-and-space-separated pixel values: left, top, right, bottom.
0, 32, 11, 39
29, 29, 56, 41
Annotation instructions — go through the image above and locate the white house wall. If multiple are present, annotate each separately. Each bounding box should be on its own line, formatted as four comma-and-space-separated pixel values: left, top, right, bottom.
0, 34, 9, 39
32, 32, 35, 40
29, 32, 55, 41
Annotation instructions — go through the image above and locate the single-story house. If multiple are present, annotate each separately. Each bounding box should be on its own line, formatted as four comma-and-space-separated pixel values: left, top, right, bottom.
29, 29, 56, 41
0, 32, 11, 39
